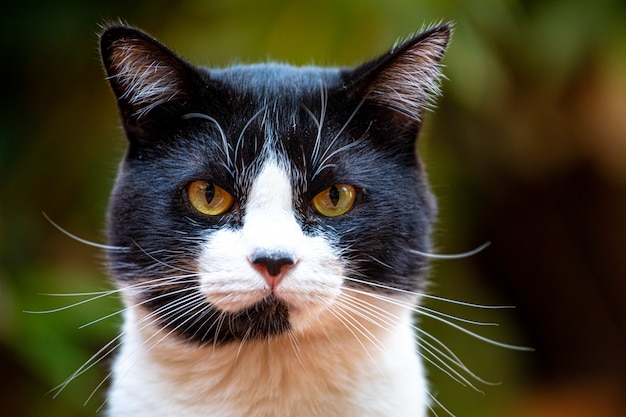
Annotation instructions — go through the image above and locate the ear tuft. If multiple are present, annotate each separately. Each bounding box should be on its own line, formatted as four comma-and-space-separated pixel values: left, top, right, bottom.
365, 24, 452, 123
100, 26, 193, 119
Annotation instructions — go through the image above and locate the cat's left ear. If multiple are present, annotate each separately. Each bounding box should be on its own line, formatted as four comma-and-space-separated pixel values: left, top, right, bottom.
349, 23, 452, 135
100, 25, 206, 139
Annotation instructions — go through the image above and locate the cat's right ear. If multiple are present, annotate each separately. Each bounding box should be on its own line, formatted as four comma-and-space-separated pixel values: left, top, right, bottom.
345, 24, 451, 143
100, 25, 204, 139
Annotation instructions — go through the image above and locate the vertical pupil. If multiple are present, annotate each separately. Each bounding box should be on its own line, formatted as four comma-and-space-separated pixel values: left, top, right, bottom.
329, 186, 340, 206
205, 183, 216, 203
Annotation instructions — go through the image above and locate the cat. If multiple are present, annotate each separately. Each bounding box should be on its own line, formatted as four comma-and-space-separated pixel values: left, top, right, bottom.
99, 22, 451, 417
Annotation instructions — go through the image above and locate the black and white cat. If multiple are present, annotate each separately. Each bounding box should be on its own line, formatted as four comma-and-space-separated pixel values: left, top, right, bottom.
100, 23, 451, 417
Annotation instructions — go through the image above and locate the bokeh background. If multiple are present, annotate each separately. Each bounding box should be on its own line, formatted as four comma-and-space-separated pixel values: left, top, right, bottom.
2, 1, 625, 416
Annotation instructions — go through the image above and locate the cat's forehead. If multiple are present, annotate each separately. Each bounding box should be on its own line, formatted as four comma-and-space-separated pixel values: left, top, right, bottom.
208, 63, 342, 101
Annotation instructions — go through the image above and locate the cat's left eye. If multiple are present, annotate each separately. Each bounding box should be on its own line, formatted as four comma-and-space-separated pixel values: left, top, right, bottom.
311, 184, 357, 217
187, 180, 234, 216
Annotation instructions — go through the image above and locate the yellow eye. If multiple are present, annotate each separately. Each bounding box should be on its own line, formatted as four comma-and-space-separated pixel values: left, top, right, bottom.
187, 180, 234, 216
311, 184, 357, 217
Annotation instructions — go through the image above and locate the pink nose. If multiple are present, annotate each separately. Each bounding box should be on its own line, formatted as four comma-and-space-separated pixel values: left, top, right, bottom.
250, 251, 296, 290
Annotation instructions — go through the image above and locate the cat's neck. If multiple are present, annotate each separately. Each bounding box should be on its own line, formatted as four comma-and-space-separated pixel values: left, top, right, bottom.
107, 297, 428, 417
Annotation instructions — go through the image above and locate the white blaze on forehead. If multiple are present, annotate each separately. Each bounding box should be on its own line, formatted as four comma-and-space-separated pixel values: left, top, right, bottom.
247, 161, 293, 213
243, 161, 301, 251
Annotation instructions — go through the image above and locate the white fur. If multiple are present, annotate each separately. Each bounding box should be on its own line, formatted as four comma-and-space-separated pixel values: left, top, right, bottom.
107, 161, 428, 416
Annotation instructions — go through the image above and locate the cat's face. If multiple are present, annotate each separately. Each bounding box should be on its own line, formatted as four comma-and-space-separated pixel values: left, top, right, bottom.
101, 25, 449, 344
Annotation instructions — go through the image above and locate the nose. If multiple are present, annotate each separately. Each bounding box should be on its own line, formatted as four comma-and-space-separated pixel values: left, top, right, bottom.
250, 250, 296, 289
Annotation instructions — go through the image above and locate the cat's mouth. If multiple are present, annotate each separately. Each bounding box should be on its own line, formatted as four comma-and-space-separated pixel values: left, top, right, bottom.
145, 287, 293, 343
224, 294, 291, 339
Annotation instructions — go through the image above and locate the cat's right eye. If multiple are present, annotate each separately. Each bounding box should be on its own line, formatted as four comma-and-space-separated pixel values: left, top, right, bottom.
187, 180, 234, 216
311, 184, 357, 217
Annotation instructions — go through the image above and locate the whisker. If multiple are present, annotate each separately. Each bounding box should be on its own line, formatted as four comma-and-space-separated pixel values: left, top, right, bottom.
26, 272, 199, 315
235, 106, 267, 163
56, 286, 198, 399
326, 305, 381, 365
419, 324, 499, 391
182, 112, 232, 169
427, 391, 457, 417
186, 299, 225, 342
285, 329, 304, 367
43, 212, 126, 251
341, 289, 490, 388
131, 239, 197, 274
319, 98, 364, 162
335, 297, 393, 345
79, 278, 201, 329
420, 345, 477, 391
34, 290, 117, 297
338, 292, 470, 396
341, 284, 529, 395
421, 293, 515, 310
345, 286, 529, 350
343, 276, 514, 309
51, 332, 123, 398
414, 325, 496, 385
312, 142, 366, 179
303, 81, 327, 167
417, 308, 532, 351
52, 278, 203, 400
311, 98, 365, 179
410, 241, 491, 260
85, 290, 208, 406
417, 305, 500, 327
24, 290, 118, 314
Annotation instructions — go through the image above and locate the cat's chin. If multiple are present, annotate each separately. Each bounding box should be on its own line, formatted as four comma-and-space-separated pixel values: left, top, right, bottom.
208, 288, 334, 336
192, 283, 333, 340
221, 294, 292, 339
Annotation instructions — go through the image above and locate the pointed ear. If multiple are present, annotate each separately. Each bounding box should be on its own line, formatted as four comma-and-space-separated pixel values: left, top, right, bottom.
354, 24, 451, 130
100, 25, 203, 135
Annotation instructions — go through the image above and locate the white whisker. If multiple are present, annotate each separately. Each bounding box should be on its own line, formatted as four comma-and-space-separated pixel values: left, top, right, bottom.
414, 325, 495, 385
25, 290, 118, 314
417, 308, 532, 351
51, 332, 123, 398
326, 304, 381, 364
182, 112, 232, 169
427, 391, 457, 417
343, 275, 515, 309
345, 286, 529, 350
49, 273, 203, 401
306, 81, 328, 167
420, 345, 478, 390
417, 305, 500, 327
411, 241, 491, 260
26, 273, 198, 315
235, 106, 267, 164
43, 212, 126, 251
340, 283, 528, 398
131, 239, 197, 274
79, 278, 201, 329
311, 98, 365, 179
86, 290, 208, 406
285, 329, 304, 367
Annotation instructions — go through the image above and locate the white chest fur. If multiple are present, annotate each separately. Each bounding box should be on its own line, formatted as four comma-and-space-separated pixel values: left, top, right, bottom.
107, 303, 427, 417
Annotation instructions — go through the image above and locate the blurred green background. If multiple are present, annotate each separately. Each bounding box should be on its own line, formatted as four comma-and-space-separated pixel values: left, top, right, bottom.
1, 0, 625, 416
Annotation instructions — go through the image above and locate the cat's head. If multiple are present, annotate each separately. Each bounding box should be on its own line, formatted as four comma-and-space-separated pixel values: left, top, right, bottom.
101, 24, 450, 344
